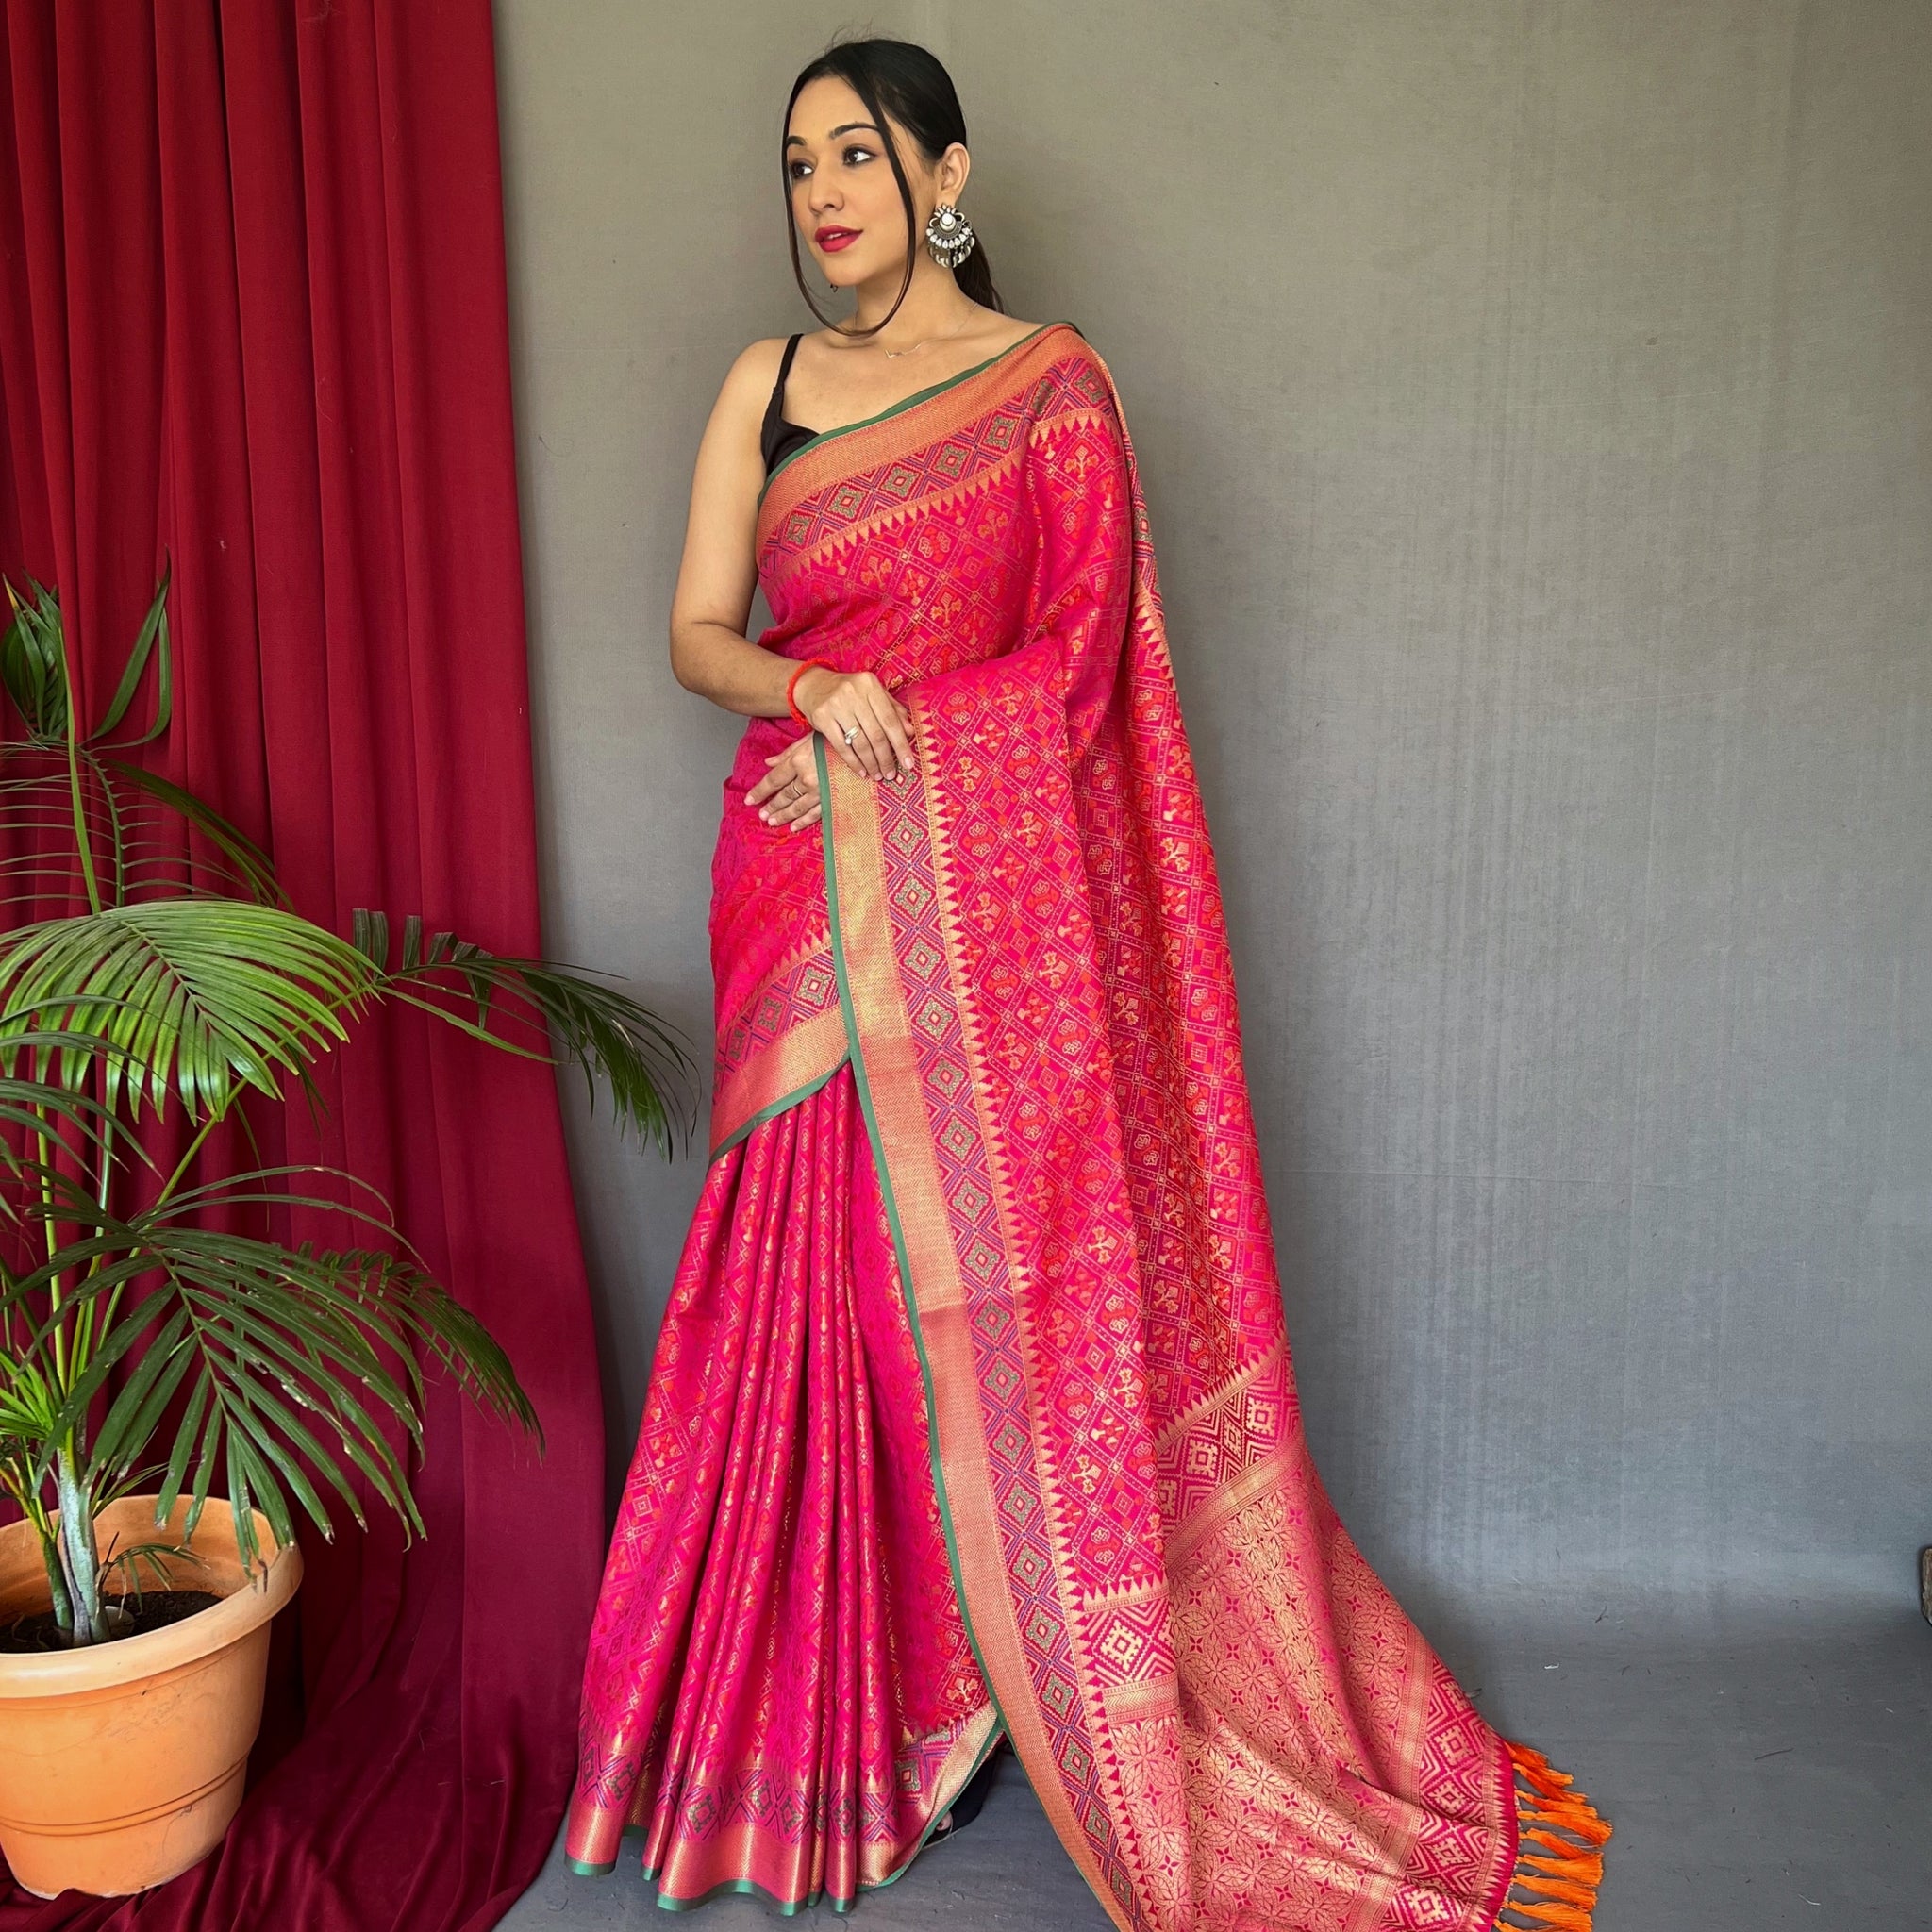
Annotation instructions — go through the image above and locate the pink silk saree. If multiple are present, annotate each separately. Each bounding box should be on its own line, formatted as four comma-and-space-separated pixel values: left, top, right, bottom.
566, 321, 1610, 1929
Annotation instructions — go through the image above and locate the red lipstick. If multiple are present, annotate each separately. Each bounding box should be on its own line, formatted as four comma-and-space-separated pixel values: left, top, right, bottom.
815, 226, 859, 252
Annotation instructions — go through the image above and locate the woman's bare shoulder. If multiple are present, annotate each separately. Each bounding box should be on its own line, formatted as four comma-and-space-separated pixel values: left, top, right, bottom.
699, 336, 803, 464
972, 315, 1052, 357
716, 335, 792, 407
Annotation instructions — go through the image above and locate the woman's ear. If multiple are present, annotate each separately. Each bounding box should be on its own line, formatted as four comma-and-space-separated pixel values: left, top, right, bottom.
936, 141, 971, 203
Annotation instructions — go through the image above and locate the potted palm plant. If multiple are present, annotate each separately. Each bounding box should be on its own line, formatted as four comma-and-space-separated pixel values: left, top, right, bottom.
0, 575, 695, 1898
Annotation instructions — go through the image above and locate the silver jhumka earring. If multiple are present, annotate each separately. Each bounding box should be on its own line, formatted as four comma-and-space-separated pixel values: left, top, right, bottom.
924, 201, 977, 270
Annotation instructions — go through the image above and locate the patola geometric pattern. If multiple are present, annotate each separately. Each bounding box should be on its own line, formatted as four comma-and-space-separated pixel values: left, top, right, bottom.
713, 937, 836, 1086
706, 927, 841, 1154
570, 322, 1611, 1929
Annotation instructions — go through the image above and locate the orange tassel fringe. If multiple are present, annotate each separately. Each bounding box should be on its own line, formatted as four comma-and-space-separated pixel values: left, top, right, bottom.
1492, 1742, 1613, 1932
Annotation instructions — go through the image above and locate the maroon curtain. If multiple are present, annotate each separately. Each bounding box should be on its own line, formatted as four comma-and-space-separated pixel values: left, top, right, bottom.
0, 2, 605, 1926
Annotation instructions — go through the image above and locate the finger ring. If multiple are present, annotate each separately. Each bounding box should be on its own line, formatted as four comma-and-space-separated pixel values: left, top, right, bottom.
842, 725, 858, 746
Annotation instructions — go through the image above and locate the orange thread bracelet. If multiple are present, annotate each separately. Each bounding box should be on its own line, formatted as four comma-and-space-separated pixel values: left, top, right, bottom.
787, 658, 833, 731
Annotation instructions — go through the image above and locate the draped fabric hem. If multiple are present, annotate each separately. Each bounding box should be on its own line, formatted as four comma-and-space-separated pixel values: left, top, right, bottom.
568, 1715, 1008, 1915
567, 1058, 995, 1907
708, 1048, 850, 1164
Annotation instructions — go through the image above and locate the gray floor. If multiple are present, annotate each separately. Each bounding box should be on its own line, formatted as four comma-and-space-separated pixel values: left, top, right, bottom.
504, 1598, 1932, 1930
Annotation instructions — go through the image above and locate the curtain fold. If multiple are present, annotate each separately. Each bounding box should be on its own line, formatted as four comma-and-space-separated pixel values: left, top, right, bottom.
0, 3, 603, 1926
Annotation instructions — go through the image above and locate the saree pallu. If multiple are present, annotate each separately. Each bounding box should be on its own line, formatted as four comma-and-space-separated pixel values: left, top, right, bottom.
568, 321, 1611, 1930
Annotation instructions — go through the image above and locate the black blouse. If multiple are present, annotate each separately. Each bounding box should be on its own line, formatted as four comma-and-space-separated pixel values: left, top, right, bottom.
759, 332, 815, 476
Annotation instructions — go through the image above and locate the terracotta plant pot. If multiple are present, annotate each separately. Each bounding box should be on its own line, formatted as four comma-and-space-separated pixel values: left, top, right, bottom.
0, 1494, 303, 1898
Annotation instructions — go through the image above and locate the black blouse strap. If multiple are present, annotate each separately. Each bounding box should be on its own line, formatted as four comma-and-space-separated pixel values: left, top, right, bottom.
758, 335, 810, 476
764, 333, 802, 429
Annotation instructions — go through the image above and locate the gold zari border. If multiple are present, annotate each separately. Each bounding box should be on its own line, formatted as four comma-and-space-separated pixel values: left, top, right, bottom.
708, 1006, 849, 1160
820, 742, 1126, 1930
756, 322, 1082, 550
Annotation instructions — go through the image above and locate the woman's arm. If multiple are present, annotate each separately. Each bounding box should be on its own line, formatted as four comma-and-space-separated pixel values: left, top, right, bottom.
667, 340, 813, 721
668, 341, 915, 782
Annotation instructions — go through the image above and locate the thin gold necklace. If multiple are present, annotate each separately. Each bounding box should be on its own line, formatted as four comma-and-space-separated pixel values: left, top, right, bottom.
863, 316, 974, 359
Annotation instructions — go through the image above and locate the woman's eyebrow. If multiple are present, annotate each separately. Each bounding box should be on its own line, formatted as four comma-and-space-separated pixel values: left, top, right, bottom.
785, 121, 883, 146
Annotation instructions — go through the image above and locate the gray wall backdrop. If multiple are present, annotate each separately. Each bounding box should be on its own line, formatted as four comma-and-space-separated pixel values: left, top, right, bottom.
492, 0, 1930, 1624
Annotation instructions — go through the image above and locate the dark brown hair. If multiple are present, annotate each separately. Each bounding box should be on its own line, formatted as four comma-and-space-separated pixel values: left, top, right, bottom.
782, 35, 1004, 336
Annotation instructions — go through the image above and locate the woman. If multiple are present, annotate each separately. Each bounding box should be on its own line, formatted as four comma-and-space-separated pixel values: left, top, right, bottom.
566, 35, 1610, 1931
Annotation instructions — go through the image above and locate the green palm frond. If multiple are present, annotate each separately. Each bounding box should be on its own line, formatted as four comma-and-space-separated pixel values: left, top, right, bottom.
100, 1538, 206, 1605
1, 569, 276, 912
0, 901, 377, 1120
349, 911, 701, 1157
0, 569, 688, 1641
1, 577, 71, 741
474, 957, 699, 1156
0, 1030, 130, 1164
0, 1355, 61, 1447
2, 571, 171, 751
6, 1169, 541, 1573
0, 748, 281, 911
94, 758, 281, 906
91, 569, 173, 746
325, 1244, 541, 1448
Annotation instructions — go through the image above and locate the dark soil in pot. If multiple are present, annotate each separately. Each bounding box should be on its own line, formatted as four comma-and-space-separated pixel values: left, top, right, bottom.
0, 1591, 225, 1653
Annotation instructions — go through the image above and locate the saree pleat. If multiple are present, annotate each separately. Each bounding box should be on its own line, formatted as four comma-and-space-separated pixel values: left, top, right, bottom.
566, 1059, 997, 1910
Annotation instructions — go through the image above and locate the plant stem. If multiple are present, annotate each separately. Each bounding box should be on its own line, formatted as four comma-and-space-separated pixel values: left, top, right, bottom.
39, 1520, 74, 1636
72, 1106, 131, 1368
156, 1113, 219, 1207
54, 1452, 105, 1645
33, 1124, 68, 1386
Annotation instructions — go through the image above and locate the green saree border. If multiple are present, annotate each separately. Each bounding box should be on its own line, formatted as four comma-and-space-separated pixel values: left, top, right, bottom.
757, 319, 1073, 508
892, 1711, 1007, 1868
566, 1649, 1006, 1912
704, 1050, 849, 1164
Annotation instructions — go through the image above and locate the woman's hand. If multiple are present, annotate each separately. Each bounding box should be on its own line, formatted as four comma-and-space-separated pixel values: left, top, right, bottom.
795, 667, 916, 782
747, 735, 823, 833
